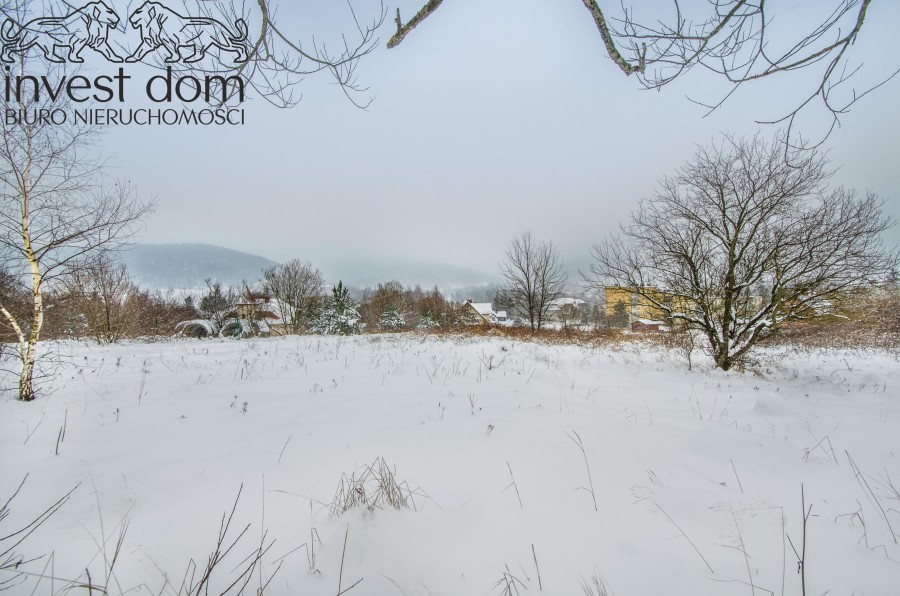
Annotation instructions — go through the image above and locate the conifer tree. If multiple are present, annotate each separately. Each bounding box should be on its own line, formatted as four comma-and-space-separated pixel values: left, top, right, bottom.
313, 281, 361, 335
379, 305, 405, 331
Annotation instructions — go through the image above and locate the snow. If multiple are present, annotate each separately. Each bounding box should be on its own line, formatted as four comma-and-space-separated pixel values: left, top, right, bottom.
1, 336, 899, 595
470, 302, 494, 316
548, 297, 586, 309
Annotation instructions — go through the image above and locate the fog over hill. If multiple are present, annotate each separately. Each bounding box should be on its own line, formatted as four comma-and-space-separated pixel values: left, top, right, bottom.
123, 243, 499, 291
318, 259, 497, 290
122, 244, 278, 289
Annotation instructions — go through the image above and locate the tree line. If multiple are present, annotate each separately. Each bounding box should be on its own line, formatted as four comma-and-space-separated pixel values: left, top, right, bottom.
0, 259, 497, 343
2, 130, 896, 406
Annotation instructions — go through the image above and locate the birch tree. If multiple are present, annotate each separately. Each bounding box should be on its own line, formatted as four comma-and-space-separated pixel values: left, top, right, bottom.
0, 49, 152, 401
587, 133, 896, 370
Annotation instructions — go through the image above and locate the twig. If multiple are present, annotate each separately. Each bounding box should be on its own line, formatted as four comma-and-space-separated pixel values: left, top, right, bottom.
846, 451, 898, 543
22, 414, 46, 446
730, 508, 755, 595
801, 485, 809, 596
531, 544, 542, 591
494, 564, 527, 596
730, 459, 744, 494
277, 435, 292, 464
0, 476, 80, 563
786, 485, 812, 596
55, 409, 68, 456
337, 525, 349, 595
505, 462, 524, 509
336, 524, 363, 595
567, 431, 598, 511
653, 501, 714, 575
181, 484, 277, 595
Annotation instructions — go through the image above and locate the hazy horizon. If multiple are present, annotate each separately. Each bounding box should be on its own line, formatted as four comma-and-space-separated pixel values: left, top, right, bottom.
122, 242, 518, 295
94, 0, 900, 273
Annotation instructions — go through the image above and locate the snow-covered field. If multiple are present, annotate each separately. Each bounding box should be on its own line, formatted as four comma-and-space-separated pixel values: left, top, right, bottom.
1, 335, 899, 595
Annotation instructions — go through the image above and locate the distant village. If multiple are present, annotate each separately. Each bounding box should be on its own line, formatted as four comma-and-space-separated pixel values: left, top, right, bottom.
174, 283, 672, 339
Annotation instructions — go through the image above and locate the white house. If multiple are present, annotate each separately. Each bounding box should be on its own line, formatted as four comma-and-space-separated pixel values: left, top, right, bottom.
463, 300, 500, 324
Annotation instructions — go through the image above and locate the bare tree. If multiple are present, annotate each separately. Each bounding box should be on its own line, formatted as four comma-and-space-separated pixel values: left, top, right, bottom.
587, 133, 896, 370
388, 1, 896, 146
412, 285, 455, 328
500, 231, 567, 332
64, 256, 137, 344
0, 31, 152, 400
260, 259, 323, 334
127, 289, 199, 338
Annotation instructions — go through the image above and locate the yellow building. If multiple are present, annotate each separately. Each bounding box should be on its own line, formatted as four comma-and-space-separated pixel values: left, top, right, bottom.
605, 285, 768, 328
604, 286, 679, 325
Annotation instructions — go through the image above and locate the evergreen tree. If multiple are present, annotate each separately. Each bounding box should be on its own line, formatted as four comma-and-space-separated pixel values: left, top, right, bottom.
199, 279, 239, 328
313, 281, 361, 335
416, 313, 438, 329
379, 304, 405, 331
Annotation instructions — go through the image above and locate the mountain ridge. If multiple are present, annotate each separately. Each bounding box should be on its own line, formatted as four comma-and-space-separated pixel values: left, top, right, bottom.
122, 243, 278, 289
122, 243, 499, 291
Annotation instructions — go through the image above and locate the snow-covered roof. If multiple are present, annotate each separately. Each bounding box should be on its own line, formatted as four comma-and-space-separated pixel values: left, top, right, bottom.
496, 311, 508, 319
259, 301, 285, 325
633, 319, 664, 325
470, 302, 494, 316
550, 297, 586, 308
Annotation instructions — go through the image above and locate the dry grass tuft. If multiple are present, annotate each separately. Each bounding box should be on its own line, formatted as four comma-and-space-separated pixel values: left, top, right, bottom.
329, 457, 421, 516
492, 565, 527, 596
580, 567, 615, 596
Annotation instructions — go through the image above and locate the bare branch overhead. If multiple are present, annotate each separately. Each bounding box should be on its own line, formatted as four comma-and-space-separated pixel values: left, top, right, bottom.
386, 1, 896, 146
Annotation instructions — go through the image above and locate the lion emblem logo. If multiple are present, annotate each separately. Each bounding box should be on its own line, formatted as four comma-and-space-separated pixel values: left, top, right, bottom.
0, 1, 123, 63
126, 1, 248, 64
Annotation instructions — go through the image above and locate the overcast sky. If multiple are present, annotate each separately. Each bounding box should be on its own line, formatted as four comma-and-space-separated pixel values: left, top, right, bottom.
99, 0, 900, 278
